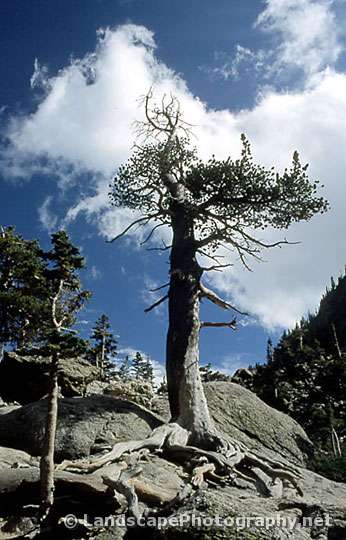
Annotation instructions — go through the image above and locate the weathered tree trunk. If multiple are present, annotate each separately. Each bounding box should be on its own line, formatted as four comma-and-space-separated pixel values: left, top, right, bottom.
101, 333, 106, 378
39, 351, 59, 519
166, 202, 215, 444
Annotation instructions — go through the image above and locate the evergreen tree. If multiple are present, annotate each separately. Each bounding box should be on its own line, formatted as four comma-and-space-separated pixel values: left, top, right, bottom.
109, 91, 327, 456
266, 338, 274, 363
90, 314, 117, 379
143, 355, 154, 386
118, 355, 131, 381
39, 231, 90, 519
200, 362, 230, 382
132, 351, 147, 380
0, 226, 49, 358
237, 272, 346, 481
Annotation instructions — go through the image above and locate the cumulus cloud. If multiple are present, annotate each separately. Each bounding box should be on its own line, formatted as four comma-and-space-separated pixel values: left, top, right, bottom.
1, 16, 346, 329
206, 0, 342, 84
256, 0, 342, 77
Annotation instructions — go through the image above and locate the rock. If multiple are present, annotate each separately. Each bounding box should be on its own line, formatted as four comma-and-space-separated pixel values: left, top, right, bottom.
0, 395, 163, 461
0, 351, 100, 404
0, 446, 37, 469
205, 382, 314, 467
0, 383, 345, 539
143, 469, 346, 539
104, 378, 155, 408
154, 382, 313, 467
85, 379, 109, 395
0, 382, 312, 467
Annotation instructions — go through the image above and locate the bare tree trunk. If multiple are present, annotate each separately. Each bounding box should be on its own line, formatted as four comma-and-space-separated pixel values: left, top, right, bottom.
39, 351, 59, 519
166, 203, 215, 444
331, 323, 342, 360
101, 333, 105, 378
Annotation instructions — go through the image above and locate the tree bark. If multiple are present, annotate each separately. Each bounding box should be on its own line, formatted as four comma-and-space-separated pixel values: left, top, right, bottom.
166, 202, 215, 444
101, 333, 105, 378
39, 351, 59, 519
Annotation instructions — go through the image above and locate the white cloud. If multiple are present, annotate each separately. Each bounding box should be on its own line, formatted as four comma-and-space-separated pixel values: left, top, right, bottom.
215, 353, 258, 376
90, 265, 102, 280
256, 0, 342, 77
38, 196, 58, 232
1, 22, 346, 329
207, 0, 342, 84
202, 45, 266, 81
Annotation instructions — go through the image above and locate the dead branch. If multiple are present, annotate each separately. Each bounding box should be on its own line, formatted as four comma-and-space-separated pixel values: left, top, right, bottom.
149, 282, 170, 292
199, 283, 248, 316
201, 320, 236, 330
144, 294, 169, 313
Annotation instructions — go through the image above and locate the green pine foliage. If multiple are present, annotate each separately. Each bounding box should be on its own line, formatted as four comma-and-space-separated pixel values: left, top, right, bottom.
89, 314, 118, 379
200, 363, 230, 382
41, 230, 91, 358
132, 352, 154, 385
241, 273, 346, 480
0, 226, 49, 351
118, 355, 132, 381
117, 352, 155, 386
0, 227, 91, 359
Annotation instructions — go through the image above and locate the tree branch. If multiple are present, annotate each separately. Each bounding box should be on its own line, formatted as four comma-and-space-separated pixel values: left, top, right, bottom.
144, 294, 169, 313
199, 283, 248, 316
106, 216, 155, 244
147, 244, 172, 252
200, 263, 233, 273
149, 282, 170, 292
52, 279, 64, 330
196, 249, 226, 264
201, 320, 237, 330
140, 223, 167, 246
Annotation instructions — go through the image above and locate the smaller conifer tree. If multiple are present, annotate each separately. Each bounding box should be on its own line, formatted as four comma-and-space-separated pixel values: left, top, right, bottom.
90, 314, 118, 379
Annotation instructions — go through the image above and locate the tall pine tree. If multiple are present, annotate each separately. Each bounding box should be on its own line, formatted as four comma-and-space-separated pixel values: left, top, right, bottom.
90, 314, 117, 379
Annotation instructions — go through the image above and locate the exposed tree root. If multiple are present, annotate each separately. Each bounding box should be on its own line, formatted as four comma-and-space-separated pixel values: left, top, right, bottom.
103, 465, 143, 520
57, 422, 303, 501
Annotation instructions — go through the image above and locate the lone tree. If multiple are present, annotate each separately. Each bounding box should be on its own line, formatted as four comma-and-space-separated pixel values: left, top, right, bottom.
90, 314, 118, 379
70, 92, 327, 495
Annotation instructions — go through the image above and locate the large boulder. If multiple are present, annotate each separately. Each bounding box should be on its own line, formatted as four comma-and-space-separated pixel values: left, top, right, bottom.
104, 378, 155, 408
0, 383, 345, 539
206, 382, 313, 466
153, 382, 313, 467
0, 395, 163, 461
0, 351, 99, 404
0, 382, 312, 467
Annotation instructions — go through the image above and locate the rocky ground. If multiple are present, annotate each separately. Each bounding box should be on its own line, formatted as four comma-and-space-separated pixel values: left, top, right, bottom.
0, 375, 345, 540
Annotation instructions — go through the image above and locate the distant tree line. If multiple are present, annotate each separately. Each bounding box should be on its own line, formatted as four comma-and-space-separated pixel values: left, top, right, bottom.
241, 273, 346, 481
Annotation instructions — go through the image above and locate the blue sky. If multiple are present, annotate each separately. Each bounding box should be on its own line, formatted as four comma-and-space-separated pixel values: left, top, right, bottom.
1, 0, 346, 378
